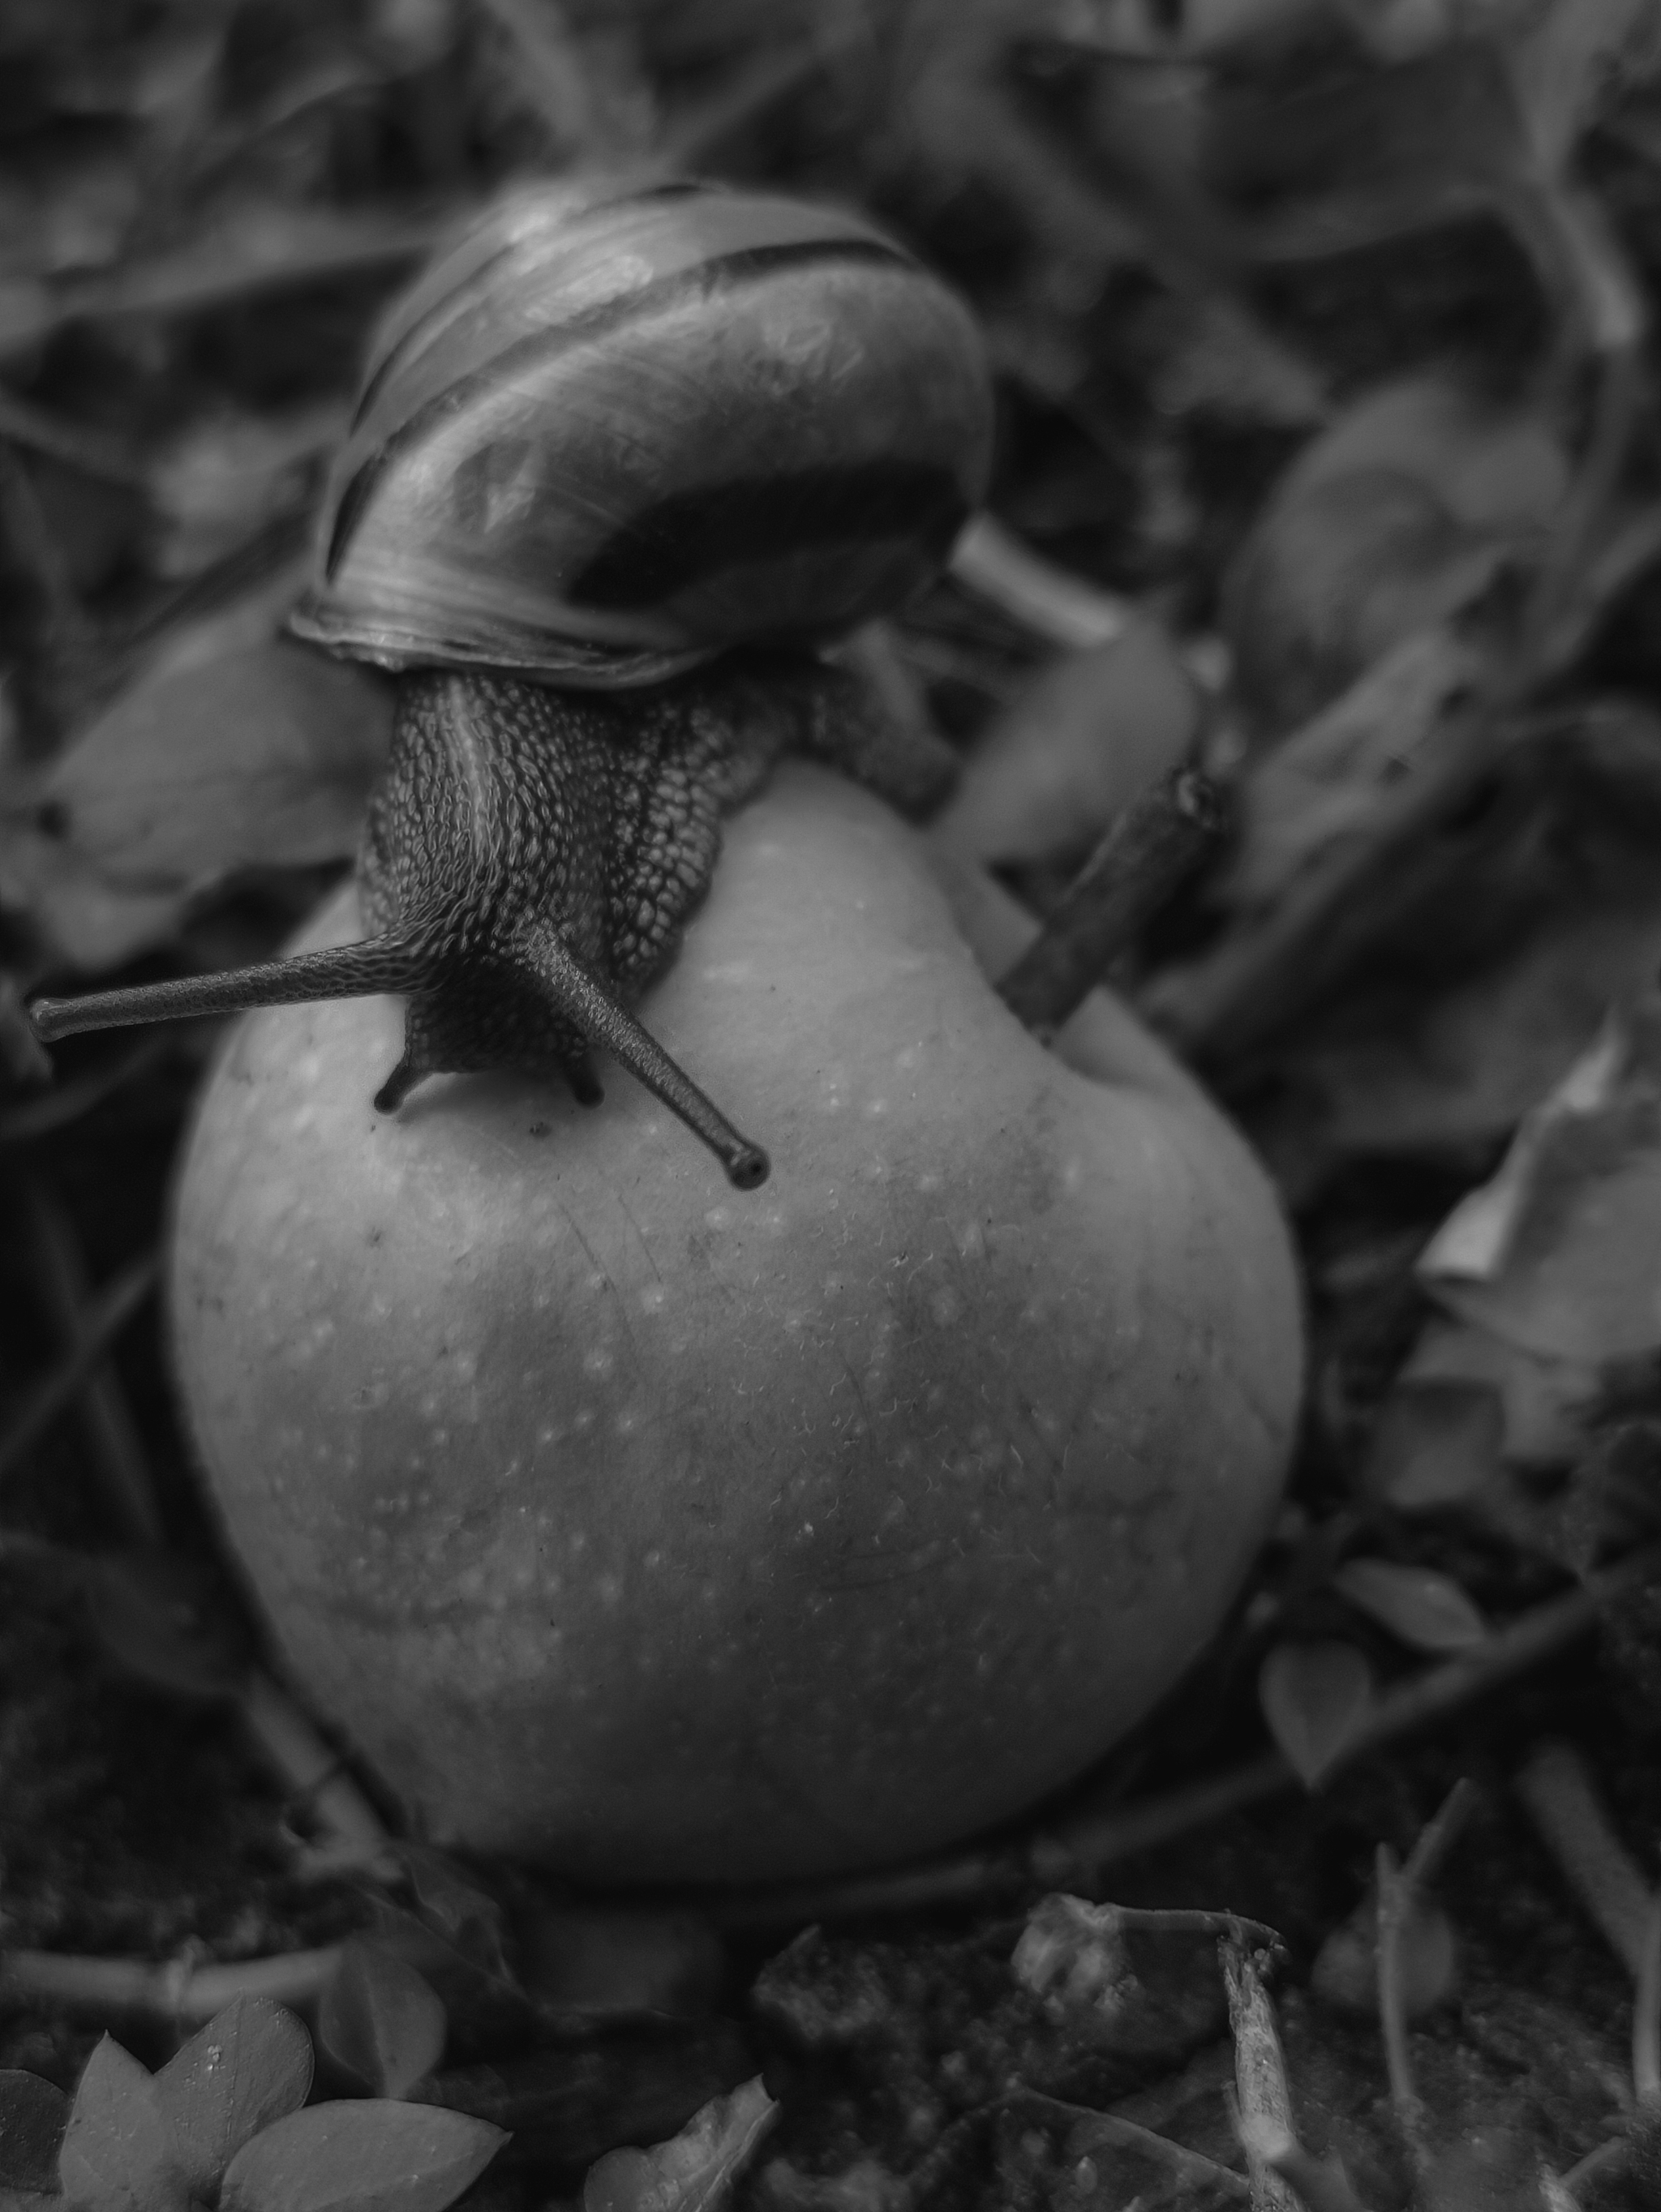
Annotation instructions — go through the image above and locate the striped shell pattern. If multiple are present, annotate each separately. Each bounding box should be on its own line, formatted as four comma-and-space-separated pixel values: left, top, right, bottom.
290, 179, 995, 689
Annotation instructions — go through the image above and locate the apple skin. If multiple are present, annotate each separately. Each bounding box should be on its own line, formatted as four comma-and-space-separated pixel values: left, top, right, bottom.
169, 764, 1303, 1884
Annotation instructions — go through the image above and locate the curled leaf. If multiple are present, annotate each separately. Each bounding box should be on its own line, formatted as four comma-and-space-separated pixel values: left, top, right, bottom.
1430, 997, 1661, 1363
582, 2077, 779, 2212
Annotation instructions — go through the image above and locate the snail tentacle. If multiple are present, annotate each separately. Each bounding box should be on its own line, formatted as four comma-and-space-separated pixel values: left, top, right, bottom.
28, 937, 430, 1044
516, 921, 769, 1189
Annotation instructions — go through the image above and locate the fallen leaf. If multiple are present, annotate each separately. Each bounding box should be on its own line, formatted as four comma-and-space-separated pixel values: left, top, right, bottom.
1503, 0, 1661, 175
1218, 373, 1564, 744
1138, 289, 1328, 426
583, 2077, 779, 2212
148, 404, 343, 578
1223, 465, 1506, 736
1431, 996, 1661, 1361
40, 641, 389, 890
932, 616, 1199, 869
1417, 1014, 1627, 1282
1393, 1319, 1602, 1469
0, 640, 388, 971
1010, 1896, 1132, 2017
1361, 1374, 1508, 1507
1266, 374, 1569, 536
1209, 38, 1529, 261
397, 1846, 515, 1985
1226, 624, 1480, 907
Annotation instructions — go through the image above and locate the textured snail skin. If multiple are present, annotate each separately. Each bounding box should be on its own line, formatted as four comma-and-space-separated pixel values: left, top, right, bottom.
170, 766, 1303, 1886
32, 658, 957, 1186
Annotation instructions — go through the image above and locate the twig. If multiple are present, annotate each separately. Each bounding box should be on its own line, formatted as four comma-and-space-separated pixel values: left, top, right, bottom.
1046, 1550, 1661, 1880
949, 515, 1131, 649
238, 1669, 400, 1882
0, 208, 439, 365
0, 441, 97, 731
1514, 1740, 1654, 1982
0, 975, 52, 1087
1539, 2169, 1584, 2212
1312, 1778, 1474, 2015
0, 391, 147, 487
10, 1164, 396, 1880
1375, 1845, 1431, 2177
1233, 2111, 1377, 2212
1150, 701, 1516, 1069
16, 1176, 163, 1546
996, 769, 1221, 1033
1221, 1940, 1299, 2212
706, 1547, 1661, 1927
1156, 170, 1648, 1078
1088, 1905, 1281, 1947
659, 33, 851, 169
1013, 2086, 1249, 2199
0, 1525, 82, 1575
0, 1253, 159, 1494
1559, 2136, 1630, 2196
1635, 1894, 1661, 2108
0, 1944, 341, 2024
0, 1035, 170, 1146
1403, 1777, 1479, 1888
473, 0, 654, 161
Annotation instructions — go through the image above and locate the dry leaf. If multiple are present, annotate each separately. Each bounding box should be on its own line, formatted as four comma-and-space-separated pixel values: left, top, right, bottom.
0, 641, 390, 970
933, 615, 1199, 869
583, 2078, 779, 2212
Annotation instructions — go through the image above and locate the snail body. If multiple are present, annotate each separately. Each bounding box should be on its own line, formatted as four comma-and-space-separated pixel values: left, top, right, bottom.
30, 181, 995, 1185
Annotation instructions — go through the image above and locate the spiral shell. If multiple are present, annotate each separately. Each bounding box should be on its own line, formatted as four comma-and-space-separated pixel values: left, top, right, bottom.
290, 178, 995, 688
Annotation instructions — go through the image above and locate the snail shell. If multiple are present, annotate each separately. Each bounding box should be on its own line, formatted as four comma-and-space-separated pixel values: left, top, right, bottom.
290, 178, 995, 687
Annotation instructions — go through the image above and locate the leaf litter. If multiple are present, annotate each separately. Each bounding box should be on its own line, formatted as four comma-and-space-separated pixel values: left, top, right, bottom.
12, 1, 1661, 2208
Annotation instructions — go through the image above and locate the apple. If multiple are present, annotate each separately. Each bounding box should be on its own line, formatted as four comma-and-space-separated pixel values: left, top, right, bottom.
168, 765, 1303, 1884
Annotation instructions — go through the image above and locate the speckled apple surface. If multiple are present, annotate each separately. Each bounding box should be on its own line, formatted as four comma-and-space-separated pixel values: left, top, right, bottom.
170, 764, 1303, 1884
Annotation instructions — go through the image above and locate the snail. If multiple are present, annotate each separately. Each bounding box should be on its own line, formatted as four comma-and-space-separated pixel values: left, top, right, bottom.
28, 178, 995, 1188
